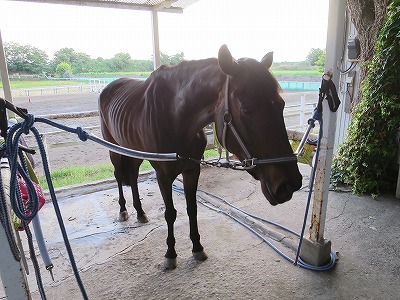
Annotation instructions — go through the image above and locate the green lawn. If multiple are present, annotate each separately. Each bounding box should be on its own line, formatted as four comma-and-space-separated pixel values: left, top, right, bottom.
38, 160, 153, 190
0, 80, 88, 89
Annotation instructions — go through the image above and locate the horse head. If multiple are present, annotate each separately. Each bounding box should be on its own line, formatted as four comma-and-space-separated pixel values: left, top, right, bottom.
215, 45, 302, 205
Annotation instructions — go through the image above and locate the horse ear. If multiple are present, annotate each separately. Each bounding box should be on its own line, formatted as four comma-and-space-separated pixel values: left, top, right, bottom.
218, 44, 240, 76
260, 51, 274, 69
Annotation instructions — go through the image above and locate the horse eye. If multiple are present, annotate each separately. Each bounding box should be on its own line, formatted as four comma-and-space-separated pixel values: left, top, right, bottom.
242, 106, 253, 114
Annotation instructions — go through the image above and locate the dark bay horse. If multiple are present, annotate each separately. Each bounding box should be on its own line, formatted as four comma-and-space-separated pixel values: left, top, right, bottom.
99, 45, 302, 269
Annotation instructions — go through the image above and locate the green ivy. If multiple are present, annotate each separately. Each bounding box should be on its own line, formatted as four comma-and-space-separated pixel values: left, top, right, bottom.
331, 0, 400, 196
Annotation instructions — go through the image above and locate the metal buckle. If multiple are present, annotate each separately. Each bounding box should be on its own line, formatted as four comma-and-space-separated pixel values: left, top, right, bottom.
242, 158, 257, 169
223, 112, 233, 125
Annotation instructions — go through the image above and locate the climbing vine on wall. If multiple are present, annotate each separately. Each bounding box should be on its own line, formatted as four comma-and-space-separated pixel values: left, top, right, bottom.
331, 0, 400, 197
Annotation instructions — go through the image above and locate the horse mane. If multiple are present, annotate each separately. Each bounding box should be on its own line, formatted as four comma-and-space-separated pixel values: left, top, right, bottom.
149, 58, 220, 84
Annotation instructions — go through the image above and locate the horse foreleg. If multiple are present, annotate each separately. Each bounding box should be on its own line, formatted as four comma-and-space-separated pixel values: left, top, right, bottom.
183, 166, 208, 262
117, 180, 129, 222
156, 172, 178, 269
110, 152, 130, 222
129, 161, 148, 223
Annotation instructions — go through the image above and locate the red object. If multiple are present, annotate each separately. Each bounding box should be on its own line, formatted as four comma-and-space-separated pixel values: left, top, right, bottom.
17, 173, 46, 231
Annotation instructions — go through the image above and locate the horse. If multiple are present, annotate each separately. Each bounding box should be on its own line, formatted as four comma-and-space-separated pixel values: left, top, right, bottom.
99, 45, 302, 269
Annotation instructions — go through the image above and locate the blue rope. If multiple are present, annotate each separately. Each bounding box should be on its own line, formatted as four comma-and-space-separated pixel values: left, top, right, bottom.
0, 153, 21, 261
294, 108, 323, 265
24, 222, 47, 299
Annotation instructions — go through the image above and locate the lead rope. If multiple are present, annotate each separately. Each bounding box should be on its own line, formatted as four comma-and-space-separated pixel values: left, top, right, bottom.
294, 107, 323, 265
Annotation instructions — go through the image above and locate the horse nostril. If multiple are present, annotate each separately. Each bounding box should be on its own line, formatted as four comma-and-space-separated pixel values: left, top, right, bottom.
276, 183, 294, 202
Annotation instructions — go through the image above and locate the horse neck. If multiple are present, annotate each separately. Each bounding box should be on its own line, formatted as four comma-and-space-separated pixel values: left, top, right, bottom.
159, 60, 226, 132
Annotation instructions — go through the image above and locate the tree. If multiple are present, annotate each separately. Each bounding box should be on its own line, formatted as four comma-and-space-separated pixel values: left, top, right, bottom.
110, 52, 132, 71
52, 48, 76, 64
4, 42, 48, 74
315, 51, 326, 73
306, 48, 324, 66
160, 52, 185, 66
55, 62, 73, 78
72, 52, 92, 73
51, 48, 93, 74
331, 0, 400, 196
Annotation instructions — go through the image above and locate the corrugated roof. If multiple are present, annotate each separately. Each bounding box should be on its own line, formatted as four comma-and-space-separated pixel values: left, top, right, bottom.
8, 0, 200, 13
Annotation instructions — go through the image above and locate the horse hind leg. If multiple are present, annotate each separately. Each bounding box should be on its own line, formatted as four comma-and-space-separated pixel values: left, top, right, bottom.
111, 153, 147, 222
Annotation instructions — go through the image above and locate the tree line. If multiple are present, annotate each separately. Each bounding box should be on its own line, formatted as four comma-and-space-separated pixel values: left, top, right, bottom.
4, 41, 325, 77
4, 42, 185, 77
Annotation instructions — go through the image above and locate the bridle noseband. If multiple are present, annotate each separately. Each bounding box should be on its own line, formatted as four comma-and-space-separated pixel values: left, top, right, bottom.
219, 76, 298, 169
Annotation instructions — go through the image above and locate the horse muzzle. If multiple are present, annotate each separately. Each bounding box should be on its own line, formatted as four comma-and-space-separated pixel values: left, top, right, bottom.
260, 172, 302, 205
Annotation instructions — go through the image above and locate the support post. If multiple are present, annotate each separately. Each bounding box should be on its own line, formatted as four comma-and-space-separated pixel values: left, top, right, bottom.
0, 28, 14, 119
0, 159, 31, 299
151, 10, 161, 70
300, 94, 306, 130
300, 0, 346, 266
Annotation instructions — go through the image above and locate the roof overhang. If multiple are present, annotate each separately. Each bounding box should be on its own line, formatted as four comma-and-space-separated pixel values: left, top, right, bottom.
6, 0, 200, 13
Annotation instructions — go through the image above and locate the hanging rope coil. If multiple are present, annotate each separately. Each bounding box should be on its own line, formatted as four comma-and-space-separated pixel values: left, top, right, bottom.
0, 157, 21, 261
3, 113, 89, 300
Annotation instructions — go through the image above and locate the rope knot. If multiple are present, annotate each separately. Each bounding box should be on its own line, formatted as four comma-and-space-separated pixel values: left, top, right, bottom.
21, 114, 35, 135
76, 127, 88, 141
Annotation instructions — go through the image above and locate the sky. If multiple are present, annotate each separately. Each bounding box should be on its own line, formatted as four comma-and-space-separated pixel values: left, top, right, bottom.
0, 0, 329, 62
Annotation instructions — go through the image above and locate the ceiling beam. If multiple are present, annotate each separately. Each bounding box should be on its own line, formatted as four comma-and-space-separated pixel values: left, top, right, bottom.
8, 0, 183, 13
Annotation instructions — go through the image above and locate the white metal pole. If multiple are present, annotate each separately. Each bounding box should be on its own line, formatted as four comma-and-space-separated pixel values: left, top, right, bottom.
0, 29, 14, 119
310, 0, 345, 242
299, 0, 346, 266
0, 159, 31, 300
151, 10, 161, 70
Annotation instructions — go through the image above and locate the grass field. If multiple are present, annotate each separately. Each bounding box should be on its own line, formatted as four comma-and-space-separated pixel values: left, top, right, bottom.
0, 80, 89, 89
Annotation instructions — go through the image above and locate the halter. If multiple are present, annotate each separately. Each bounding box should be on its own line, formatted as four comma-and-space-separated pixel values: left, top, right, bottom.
219, 76, 298, 169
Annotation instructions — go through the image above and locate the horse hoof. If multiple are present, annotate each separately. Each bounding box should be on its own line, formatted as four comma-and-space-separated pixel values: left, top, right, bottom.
192, 250, 208, 261
137, 214, 149, 223
164, 257, 177, 269
119, 211, 129, 222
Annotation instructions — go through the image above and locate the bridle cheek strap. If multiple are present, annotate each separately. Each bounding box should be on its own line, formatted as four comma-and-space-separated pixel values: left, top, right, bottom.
220, 77, 298, 169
